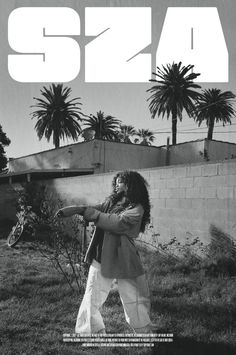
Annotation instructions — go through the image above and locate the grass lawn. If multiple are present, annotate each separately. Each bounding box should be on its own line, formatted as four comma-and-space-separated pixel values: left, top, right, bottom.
0, 230, 236, 355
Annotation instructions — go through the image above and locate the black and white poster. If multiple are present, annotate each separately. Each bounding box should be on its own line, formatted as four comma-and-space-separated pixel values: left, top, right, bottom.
0, 1, 236, 354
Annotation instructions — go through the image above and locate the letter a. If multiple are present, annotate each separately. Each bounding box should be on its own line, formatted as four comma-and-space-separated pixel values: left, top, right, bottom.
156, 8, 228, 82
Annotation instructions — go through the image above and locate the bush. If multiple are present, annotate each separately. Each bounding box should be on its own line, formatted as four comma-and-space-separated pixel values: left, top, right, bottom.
14, 181, 89, 294
202, 225, 236, 277
139, 227, 236, 278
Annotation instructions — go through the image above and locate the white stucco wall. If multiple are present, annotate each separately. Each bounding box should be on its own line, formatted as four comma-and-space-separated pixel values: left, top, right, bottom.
168, 140, 205, 165
168, 139, 236, 166
8, 140, 94, 172
99, 140, 166, 172
206, 140, 236, 161
8, 139, 165, 174
8, 139, 236, 175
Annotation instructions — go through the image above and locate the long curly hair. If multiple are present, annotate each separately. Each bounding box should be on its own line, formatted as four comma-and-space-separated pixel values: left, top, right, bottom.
107, 170, 151, 232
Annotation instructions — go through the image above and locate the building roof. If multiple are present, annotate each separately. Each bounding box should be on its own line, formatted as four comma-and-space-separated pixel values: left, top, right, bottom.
0, 168, 94, 184
8, 138, 163, 161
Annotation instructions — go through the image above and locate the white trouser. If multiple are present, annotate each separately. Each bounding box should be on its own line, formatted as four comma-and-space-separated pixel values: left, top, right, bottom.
75, 259, 151, 334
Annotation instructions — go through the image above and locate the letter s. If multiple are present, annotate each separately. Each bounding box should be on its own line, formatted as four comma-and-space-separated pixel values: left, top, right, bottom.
8, 7, 80, 82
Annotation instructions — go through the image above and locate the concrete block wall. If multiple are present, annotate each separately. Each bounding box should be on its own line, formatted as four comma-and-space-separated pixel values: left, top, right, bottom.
143, 161, 236, 246
43, 173, 114, 207
1, 159, 236, 246
41, 160, 236, 246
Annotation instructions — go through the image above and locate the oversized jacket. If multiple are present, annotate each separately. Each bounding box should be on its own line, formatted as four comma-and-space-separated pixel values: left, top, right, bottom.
83, 203, 145, 279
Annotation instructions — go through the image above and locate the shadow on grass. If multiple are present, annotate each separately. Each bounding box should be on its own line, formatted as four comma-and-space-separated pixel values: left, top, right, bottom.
0, 258, 72, 303
151, 297, 236, 334
0, 276, 64, 302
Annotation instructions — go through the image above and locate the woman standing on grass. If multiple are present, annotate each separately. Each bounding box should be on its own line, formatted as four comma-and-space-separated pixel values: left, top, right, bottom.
56, 170, 153, 334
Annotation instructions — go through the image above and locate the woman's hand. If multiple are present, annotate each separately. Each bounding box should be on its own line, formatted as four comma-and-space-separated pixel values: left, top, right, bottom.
55, 206, 86, 218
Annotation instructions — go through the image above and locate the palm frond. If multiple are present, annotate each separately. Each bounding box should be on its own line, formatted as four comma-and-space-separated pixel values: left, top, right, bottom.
147, 62, 201, 144
31, 84, 84, 148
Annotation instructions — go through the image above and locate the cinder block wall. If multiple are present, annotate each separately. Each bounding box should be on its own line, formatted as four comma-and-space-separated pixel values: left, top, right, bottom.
39, 159, 236, 245
1, 159, 236, 245
143, 161, 236, 245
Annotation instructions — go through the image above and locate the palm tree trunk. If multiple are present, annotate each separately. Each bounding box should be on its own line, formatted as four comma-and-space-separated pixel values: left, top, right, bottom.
55, 136, 60, 149
99, 118, 102, 139
207, 117, 215, 140
172, 112, 177, 145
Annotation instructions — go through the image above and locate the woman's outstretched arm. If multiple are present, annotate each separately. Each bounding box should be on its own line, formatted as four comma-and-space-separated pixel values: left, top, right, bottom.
82, 205, 144, 234
55, 202, 104, 218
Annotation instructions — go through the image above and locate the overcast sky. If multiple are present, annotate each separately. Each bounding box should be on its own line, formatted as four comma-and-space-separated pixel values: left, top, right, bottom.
1, 0, 236, 158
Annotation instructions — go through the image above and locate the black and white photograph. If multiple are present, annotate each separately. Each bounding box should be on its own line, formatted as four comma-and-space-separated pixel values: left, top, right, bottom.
0, 1, 236, 354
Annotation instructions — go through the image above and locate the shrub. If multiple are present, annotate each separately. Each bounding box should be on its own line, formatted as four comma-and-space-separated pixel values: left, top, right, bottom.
14, 181, 89, 294
138, 226, 236, 278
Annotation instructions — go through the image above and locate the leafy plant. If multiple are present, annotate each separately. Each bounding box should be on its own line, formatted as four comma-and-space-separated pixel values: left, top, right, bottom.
139, 226, 236, 277
37, 215, 89, 293
0, 124, 11, 171
15, 182, 89, 293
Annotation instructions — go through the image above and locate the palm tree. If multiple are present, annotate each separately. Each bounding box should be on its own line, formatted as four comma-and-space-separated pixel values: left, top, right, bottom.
31, 83, 84, 148
82, 111, 121, 140
135, 129, 155, 146
147, 62, 201, 145
117, 124, 136, 143
81, 128, 96, 141
193, 88, 236, 140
